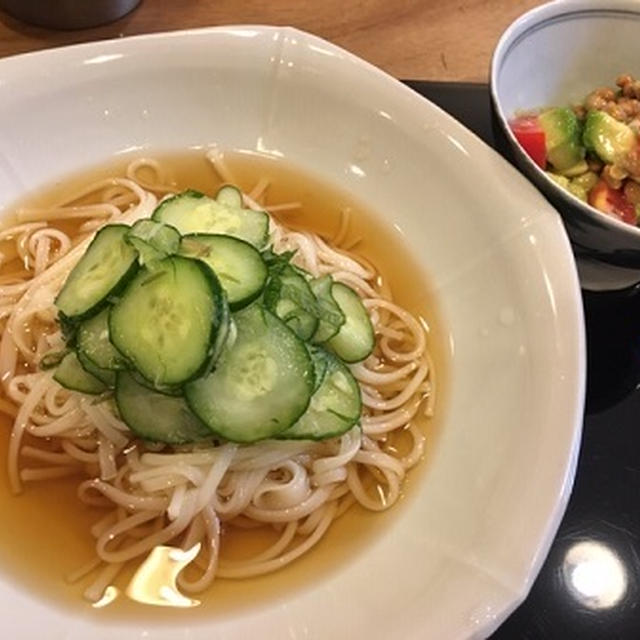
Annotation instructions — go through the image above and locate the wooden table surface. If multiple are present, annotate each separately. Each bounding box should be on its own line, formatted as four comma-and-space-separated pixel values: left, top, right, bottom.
0, 0, 545, 82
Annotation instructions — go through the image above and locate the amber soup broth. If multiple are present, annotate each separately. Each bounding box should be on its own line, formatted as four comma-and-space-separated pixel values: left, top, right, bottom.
0, 151, 448, 620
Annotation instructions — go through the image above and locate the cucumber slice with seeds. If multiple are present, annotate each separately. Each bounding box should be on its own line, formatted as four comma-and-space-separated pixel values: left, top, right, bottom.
279, 347, 361, 440
325, 283, 374, 363
55, 224, 138, 320
153, 190, 269, 248
54, 351, 106, 395
77, 308, 128, 370
185, 305, 314, 443
180, 234, 267, 310
116, 371, 211, 444
109, 256, 227, 387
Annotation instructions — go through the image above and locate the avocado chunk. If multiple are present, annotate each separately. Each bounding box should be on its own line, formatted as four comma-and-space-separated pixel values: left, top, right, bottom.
558, 159, 589, 177
583, 110, 636, 164
545, 172, 570, 189
538, 107, 585, 172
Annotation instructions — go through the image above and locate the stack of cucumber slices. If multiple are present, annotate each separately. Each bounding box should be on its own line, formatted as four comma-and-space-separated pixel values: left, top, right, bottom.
50, 185, 375, 445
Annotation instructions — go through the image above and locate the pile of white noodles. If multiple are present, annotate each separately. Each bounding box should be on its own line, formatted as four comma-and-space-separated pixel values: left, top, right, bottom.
0, 150, 435, 602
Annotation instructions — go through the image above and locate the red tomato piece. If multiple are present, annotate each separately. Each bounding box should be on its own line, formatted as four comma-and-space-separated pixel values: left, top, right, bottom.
588, 179, 637, 225
509, 116, 547, 169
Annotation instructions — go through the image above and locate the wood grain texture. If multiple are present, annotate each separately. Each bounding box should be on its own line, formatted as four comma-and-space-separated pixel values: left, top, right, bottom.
0, 0, 546, 81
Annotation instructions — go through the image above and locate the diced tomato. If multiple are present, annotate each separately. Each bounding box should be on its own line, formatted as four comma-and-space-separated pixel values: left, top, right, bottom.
588, 179, 637, 224
509, 116, 547, 169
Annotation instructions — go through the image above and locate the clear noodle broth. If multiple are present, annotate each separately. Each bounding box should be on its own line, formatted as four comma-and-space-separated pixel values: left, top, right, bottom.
0, 150, 447, 619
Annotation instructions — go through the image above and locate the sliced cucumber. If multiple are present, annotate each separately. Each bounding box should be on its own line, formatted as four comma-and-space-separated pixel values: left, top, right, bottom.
39, 349, 68, 370
77, 350, 117, 388
109, 256, 227, 387
77, 308, 128, 371
310, 275, 345, 343
326, 283, 374, 363
130, 370, 183, 397
54, 351, 106, 395
180, 234, 267, 310
55, 224, 138, 320
215, 184, 243, 208
185, 305, 314, 443
261, 247, 296, 272
279, 348, 361, 440
209, 299, 231, 370
126, 219, 181, 266
307, 344, 329, 393
264, 265, 319, 341
152, 190, 269, 248
115, 371, 210, 444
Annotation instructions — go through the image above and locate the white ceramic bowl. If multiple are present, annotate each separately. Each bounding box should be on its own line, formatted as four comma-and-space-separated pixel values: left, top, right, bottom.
0, 27, 584, 639
491, 0, 640, 290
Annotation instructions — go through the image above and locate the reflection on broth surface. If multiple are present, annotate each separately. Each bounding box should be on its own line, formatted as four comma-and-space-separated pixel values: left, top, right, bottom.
0, 150, 446, 618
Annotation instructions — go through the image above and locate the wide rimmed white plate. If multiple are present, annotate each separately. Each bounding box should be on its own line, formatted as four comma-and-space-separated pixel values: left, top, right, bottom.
0, 27, 584, 639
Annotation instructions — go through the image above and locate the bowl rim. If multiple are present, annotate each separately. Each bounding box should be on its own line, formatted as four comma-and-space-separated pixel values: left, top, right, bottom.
490, 0, 640, 239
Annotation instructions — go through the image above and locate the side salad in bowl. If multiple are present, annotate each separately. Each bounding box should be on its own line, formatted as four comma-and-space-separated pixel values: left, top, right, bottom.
510, 74, 640, 225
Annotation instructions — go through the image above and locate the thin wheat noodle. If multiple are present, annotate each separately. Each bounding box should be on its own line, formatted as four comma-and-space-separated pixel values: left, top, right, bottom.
50, 177, 147, 209
222, 520, 298, 568
247, 177, 270, 202
97, 435, 118, 481
0, 280, 31, 297
361, 363, 428, 411
346, 464, 399, 511
178, 507, 220, 593
313, 235, 374, 280
126, 158, 176, 194
83, 561, 125, 602
217, 502, 337, 579
79, 479, 168, 512
66, 556, 103, 585
331, 208, 351, 246
20, 446, 76, 465
352, 360, 418, 385
0, 270, 31, 284
26, 409, 85, 437
362, 399, 422, 435
330, 270, 378, 297
0, 222, 47, 241
244, 486, 332, 523
17, 203, 121, 224
97, 491, 196, 563
129, 464, 205, 488
90, 510, 120, 539
265, 202, 301, 213
311, 427, 361, 475
8, 371, 51, 493
400, 422, 427, 469
44, 385, 77, 416
206, 147, 235, 184
21, 466, 80, 482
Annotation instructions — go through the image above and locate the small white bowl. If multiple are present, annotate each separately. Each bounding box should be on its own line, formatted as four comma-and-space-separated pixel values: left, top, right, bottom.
491, 0, 640, 289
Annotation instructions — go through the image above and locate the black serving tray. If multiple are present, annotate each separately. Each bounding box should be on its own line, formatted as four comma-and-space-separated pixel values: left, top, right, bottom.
404, 81, 640, 639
